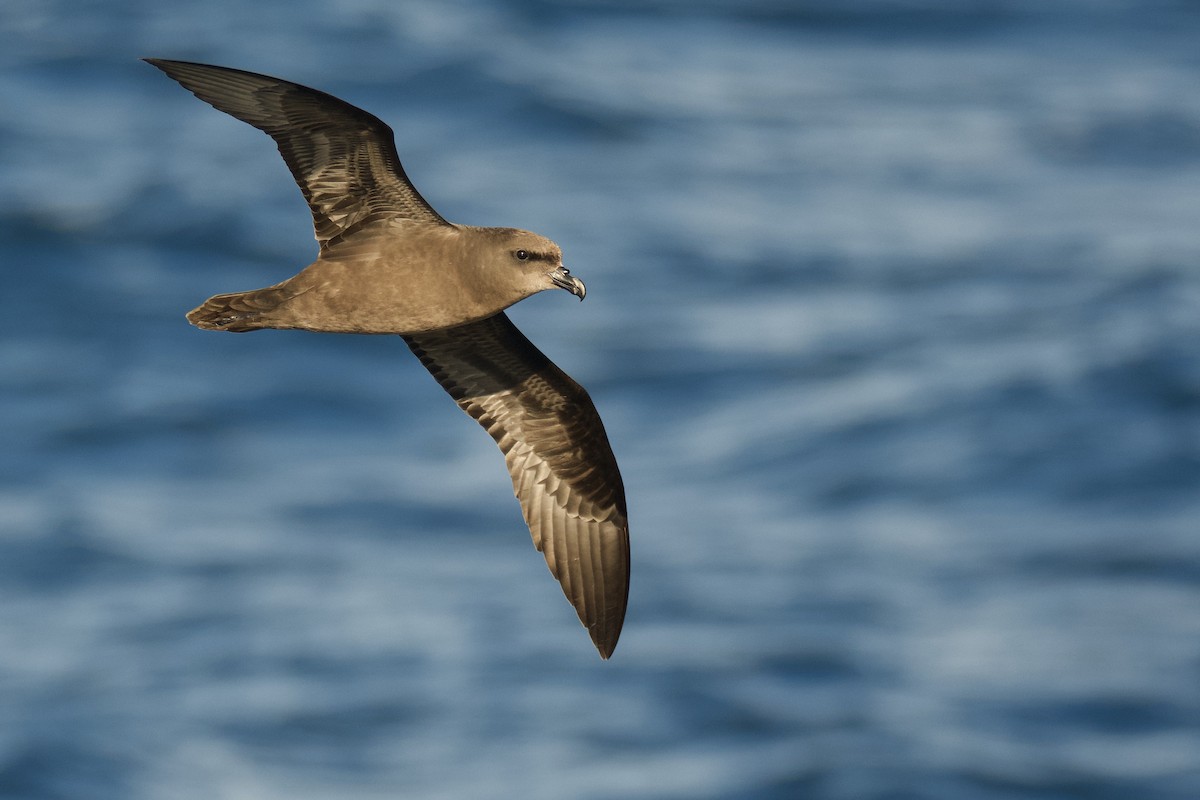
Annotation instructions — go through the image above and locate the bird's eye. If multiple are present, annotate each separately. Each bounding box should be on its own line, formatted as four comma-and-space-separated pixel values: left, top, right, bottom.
515, 250, 529, 261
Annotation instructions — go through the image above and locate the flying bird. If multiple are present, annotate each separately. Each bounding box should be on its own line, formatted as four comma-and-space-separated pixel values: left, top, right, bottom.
145, 59, 629, 659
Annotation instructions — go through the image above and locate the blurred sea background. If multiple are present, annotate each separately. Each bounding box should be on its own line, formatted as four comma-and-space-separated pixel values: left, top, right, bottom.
3, 1, 1200, 798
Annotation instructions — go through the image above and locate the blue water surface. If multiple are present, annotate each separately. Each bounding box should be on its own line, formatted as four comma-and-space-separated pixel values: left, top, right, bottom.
2, 1, 1199, 798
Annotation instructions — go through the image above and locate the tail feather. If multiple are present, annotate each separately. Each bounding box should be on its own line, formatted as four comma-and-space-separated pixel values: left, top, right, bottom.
186, 285, 291, 332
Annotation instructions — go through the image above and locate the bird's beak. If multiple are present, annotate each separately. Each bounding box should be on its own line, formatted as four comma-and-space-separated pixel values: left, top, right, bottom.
549, 266, 586, 301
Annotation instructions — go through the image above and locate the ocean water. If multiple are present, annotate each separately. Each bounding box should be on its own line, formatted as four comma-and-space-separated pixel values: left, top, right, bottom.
2, 1, 1200, 798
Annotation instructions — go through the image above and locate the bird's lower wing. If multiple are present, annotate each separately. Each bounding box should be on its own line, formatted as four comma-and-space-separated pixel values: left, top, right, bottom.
403, 313, 629, 658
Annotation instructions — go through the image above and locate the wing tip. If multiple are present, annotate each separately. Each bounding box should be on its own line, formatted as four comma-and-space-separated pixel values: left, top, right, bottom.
587, 604, 627, 660
594, 636, 619, 660
142, 57, 185, 74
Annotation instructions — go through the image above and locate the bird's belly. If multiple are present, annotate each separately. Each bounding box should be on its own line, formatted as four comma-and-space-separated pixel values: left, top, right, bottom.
282, 280, 502, 335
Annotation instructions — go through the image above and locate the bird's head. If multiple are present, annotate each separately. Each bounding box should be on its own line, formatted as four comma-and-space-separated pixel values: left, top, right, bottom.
486, 228, 586, 302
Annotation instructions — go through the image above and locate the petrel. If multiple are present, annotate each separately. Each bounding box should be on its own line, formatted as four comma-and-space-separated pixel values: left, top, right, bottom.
145, 59, 629, 659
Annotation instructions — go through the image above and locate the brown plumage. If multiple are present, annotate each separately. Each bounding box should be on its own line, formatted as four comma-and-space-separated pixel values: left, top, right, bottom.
147, 58, 629, 658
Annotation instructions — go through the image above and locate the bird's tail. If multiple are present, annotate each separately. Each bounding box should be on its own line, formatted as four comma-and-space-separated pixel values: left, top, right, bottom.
186, 284, 292, 332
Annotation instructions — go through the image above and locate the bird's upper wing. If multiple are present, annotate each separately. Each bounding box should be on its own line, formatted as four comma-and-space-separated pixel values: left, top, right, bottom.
404, 313, 630, 658
146, 59, 449, 245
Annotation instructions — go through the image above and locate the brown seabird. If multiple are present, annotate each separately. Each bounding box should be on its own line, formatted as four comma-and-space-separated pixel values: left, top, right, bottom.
145, 59, 629, 659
